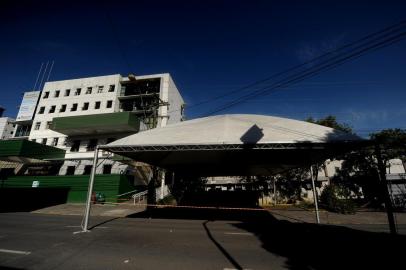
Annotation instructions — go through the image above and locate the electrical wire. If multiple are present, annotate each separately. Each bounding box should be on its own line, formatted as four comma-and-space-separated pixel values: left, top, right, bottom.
167, 20, 406, 115
202, 29, 406, 116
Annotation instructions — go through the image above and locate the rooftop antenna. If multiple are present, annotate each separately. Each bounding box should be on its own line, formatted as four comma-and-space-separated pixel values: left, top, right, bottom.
33, 62, 44, 91
45, 61, 54, 85
38, 61, 49, 91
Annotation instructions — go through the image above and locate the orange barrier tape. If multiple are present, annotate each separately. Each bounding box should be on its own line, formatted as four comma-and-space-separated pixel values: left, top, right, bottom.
99, 201, 268, 212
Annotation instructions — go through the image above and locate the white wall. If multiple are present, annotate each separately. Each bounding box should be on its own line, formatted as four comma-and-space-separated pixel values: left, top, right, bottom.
0, 117, 15, 140
387, 158, 405, 174
165, 74, 185, 125
29, 74, 121, 145
19, 73, 184, 177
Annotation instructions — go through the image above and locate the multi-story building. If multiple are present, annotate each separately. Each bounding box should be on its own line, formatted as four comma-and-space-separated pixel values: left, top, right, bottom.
0, 117, 15, 140
10, 73, 184, 185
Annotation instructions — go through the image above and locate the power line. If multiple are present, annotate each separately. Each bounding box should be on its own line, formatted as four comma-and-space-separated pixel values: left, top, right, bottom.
168, 20, 406, 115
204, 31, 406, 115
202, 25, 406, 116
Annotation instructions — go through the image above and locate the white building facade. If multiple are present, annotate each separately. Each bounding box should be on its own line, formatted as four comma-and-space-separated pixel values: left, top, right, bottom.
0, 117, 15, 140
14, 73, 184, 180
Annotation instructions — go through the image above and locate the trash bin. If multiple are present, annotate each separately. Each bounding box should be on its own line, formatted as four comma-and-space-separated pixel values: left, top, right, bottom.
96, 192, 105, 204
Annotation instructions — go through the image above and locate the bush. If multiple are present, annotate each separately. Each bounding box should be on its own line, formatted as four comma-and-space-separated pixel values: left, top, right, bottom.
320, 185, 356, 214
157, 194, 177, 206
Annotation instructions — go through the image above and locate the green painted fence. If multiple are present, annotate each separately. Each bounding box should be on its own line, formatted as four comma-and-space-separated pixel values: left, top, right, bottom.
0, 174, 135, 203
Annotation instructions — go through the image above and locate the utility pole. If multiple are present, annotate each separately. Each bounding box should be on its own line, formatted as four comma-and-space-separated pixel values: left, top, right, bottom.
82, 146, 99, 232
375, 144, 397, 235
310, 165, 320, 224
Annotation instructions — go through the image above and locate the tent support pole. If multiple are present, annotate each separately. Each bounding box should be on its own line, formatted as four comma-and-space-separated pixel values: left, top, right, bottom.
160, 171, 165, 200
82, 146, 99, 232
310, 165, 320, 224
273, 179, 277, 206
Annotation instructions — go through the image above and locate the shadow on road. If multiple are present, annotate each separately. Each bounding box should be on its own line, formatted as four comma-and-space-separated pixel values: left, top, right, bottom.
0, 188, 69, 213
203, 220, 244, 270
126, 206, 270, 221
128, 207, 406, 269
233, 213, 406, 270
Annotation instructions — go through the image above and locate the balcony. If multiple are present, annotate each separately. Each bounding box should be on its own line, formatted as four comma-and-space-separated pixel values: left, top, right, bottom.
50, 112, 140, 136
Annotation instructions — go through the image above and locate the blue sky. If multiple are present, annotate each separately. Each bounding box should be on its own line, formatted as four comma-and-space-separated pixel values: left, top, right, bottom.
0, 0, 405, 136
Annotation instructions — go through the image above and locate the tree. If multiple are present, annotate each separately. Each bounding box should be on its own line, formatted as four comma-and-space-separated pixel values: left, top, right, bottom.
336, 128, 406, 207
305, 115, 353, 133
371, 128, 406, 163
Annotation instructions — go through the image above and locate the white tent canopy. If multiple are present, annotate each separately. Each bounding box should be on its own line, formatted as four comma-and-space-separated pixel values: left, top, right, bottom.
101, 114, 365, 176
107, 114, 359, 146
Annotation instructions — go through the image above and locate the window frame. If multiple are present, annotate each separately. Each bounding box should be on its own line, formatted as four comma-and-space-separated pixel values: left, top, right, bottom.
71, 103, 78, 112
34, 122, 41, 130
82, 102, 89, 111
49, 105, 56, 113
60, 104, 67, 112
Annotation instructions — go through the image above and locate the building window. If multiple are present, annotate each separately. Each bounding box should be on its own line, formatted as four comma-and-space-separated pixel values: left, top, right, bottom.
38, 107, 45, 114
97, 86, 104, 93
34, 122, 41, 130
82, 102, 89, 111
65, 89, 70, 96
83, 165, 93, 175
43, 92, 49, 99
54, 90, 60, 98
60, 104, 67, 112
46, 121, 53, 129
70, 140, 80, 152
85, 87, 92, 94
71, 103, 78, 111
95, 101, 101, 109
108, 85, 115, 92
66, 166, 75, 175
49, 105, 56, 113
86, 139, 98, 151
103, 164, 112, 174
74, 88, 81, 96
41, 138, 47, 145
106, 100, 113, 108
52, 137, 59, 146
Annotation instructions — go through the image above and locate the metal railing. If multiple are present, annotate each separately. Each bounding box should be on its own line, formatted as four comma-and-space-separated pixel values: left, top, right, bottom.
132, 190, 148, 205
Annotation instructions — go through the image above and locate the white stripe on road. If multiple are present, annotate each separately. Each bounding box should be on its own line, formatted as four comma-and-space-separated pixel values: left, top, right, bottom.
224, 232, 253, 236
0, 249, 31, 255
224, 268, 252, 270
65, 226, 109, 229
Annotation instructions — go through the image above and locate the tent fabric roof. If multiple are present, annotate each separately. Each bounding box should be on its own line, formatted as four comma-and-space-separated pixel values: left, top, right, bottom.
102, 114, 364, 176
107, 114, 361, 148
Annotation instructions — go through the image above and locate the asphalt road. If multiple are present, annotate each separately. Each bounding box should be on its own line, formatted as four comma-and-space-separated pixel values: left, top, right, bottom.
1, 211, 406, 270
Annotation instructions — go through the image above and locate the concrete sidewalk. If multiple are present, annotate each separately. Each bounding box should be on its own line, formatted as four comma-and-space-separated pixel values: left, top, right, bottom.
268, 207, 406, 225
32, 202, 146, 217
32, 203, 406, 226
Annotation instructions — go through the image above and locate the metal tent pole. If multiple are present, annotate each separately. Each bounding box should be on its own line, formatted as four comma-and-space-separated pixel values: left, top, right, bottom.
273, 178, 277, 206
310, 165, 320, 224
160, 170, 165, 200
82, 146, 100, 232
